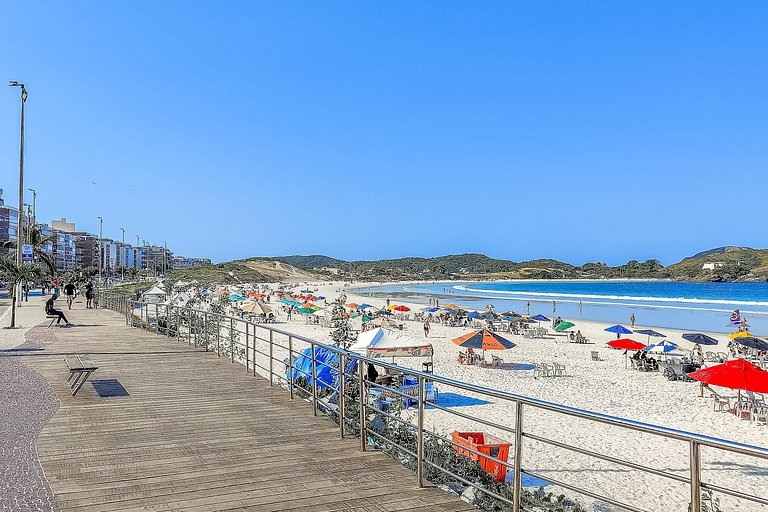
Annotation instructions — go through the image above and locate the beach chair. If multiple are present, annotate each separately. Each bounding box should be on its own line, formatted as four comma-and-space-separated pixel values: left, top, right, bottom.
491, 355, 503, 368
716, 352, 728, 362
735, 401, 754, 421
542, 363, 556, 377
552, 362, 566, 377
704, 351, 717, 362
533, 363, 547, 377
711, 392, 733, 413
754, 406, 768, 423
590, 351, 603, 361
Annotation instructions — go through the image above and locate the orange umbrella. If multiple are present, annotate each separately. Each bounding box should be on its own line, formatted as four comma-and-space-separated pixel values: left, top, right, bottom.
346, 303, 359, 309
452, 330, 516, 351
444, 304, 459, 310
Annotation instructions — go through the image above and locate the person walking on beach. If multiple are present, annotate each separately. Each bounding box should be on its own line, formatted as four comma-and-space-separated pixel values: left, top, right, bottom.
423, 318, 430, 338
578, 300, 583, 315
552, 301, 556, 313
525, 301, 530, 315
630, 313, 636, 328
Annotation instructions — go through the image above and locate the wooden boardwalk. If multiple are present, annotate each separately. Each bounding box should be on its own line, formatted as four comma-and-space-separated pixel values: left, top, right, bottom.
21, 306, 474, 512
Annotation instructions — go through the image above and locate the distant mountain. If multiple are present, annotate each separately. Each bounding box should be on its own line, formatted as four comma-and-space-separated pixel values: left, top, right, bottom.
170, 259, 320, 284
272, 255, 348, 269
198, 247, 768, 283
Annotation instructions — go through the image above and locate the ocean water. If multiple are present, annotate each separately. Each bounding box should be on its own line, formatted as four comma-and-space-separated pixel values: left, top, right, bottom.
356, 281, 768, 334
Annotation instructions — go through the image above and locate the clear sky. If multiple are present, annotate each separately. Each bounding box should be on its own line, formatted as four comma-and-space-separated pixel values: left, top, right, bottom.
1, 2, 766, 265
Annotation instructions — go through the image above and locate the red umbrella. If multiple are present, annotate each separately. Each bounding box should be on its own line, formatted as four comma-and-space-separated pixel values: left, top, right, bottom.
687, 359, 768, 393
607, 338, 645, 351
393, 305, 410, 312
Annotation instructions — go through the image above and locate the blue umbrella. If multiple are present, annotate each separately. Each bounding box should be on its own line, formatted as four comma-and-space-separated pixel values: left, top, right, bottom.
278, 298, 291, 304
316, 296, 325, 300
682, 333, 719, 346
732, 337, 768, 351
644, 340, 678, 353
422, 307, 439, 313
229, 294, 245, 301
467, 311, 479, 319
301, 289, 313, 293
357, 304, 373, 310
634, 328, 666, 345
531, 314, 549, 322
605, 324, 633, 336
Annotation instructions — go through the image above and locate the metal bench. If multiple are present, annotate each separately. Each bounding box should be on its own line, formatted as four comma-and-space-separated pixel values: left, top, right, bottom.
47, 314, 59, 328
65, 355, 99, 396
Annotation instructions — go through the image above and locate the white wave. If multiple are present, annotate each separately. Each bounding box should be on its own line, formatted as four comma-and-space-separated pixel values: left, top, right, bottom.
452, 285, 768, 308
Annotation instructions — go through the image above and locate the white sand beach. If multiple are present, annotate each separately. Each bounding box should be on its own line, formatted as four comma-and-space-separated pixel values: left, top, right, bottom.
237, 280, 768, 511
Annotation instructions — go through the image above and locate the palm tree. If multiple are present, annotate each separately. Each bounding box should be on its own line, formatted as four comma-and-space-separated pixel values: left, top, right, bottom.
3, 226, 56, 276
0, 256, 43, 328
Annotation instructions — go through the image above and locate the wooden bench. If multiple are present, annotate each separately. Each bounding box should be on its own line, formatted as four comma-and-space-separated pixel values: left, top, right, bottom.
65, 355, 99, 396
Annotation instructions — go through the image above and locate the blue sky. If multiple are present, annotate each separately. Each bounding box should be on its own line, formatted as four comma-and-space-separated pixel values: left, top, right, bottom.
1, 2, 766, 265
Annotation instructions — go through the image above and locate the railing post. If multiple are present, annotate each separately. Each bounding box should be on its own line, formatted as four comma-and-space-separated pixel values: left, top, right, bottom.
288, 335, 294, 399
690, 440, 702, 512
245, 322, 250, 372
358, 361, 366, 451
417, 375, 425, 487
154, 304, 159, 333
311, 343, 318, 416
338, 353, 346, 438
216, 314, 221, 356
512, 402, 524, 512
166, 305, 171, 338
268, 330, 273, 384
230, 318, 235, 363
204, 312, 209, 351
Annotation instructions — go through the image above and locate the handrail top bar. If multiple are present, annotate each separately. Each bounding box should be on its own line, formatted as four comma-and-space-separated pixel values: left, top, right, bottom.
151, 302, 768, 459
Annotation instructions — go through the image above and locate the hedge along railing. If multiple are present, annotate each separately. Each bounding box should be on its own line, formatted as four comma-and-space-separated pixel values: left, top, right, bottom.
99, 293, 768, 512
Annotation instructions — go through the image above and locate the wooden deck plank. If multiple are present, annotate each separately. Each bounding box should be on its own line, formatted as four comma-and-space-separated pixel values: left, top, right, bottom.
21, 306, 473, 512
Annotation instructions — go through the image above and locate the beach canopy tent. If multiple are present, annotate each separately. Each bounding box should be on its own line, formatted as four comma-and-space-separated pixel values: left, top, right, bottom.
288, 346, 358, 391
605, 324, 633, 335
732, 337, 768, 351
555, 321, 575, 332
607, 338, 645, 351
688, 359, 768, 393
350, 328, 433, 358
643, 340, 678, 353
452, 330, 516, 351
682, 333, 719, 346
141, 285, 167, 304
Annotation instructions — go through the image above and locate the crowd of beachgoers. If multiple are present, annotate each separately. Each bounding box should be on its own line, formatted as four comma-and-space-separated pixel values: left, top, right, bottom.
148, 278, 768, 511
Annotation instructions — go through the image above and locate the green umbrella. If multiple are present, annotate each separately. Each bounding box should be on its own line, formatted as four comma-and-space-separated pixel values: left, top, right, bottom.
298, 307, 316, 314
555, 321, 575, 332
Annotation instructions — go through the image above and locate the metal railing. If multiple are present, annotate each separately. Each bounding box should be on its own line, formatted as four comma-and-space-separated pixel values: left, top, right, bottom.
99, 293, 768, 512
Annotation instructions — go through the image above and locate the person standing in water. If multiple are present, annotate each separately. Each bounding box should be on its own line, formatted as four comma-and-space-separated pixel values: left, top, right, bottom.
630, 313, 636, 328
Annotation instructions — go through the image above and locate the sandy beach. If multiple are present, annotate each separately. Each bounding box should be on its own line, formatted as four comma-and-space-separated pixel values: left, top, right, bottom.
247, 280, 768, 511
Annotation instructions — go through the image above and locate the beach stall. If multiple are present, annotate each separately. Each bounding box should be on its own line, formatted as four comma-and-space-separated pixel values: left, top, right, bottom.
140, 285, 167, 304
349, 328, 433, 360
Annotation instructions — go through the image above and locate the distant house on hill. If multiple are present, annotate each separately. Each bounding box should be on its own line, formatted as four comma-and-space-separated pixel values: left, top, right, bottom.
702, 262, 725, 270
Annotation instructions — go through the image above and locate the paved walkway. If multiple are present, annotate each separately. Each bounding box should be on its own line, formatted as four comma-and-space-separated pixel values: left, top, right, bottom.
5, 303, 473, 512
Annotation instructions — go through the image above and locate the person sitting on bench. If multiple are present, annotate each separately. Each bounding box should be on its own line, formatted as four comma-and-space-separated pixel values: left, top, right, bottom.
46, 294, 72, 327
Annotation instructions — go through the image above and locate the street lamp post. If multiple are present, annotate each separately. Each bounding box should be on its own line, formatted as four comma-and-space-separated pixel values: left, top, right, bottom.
27, 188, 36, 227
97, 216, 103, 285
9, 81, 27, 306
120, 227, 125, 282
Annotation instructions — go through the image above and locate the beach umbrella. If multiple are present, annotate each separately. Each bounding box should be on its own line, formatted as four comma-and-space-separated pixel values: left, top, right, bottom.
607, 338, 645, 351
688, 359, 768, 393
300, 302, 319, 309
501, 311, 522, 318
530, 314, 549, 322
452, 330, 516, 359
682, 333, 719, 346
316, 296, 325, 300
229, 294, 245, 301
605, 324, 632, 340
393, 305, 410, 312
634, 328, 667, 346
346, 303, 359, 309
357, 304, 373, 310
386, 305, 395, 311
278, 298, 291, 304
241, 302, 258, 313
444, 304, 459, 310
729, 331, 753, 340
422, 307, 439, 313
555, 321, 575, 332
732, 337, 768, 351
467, 311, 479, 319
643, 340, 678, 353
257, 303, 273, 315
301, 289, 313, 293
298, 307, 316, 314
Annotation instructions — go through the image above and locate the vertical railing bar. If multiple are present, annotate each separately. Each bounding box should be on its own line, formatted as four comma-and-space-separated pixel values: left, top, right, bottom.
288, 335, 294, 399
339, 353, 346, 438
358, 361, 366, 451
690, 441, 702, 512
311, 343, 318, 416
417, 375, 425, 487
268, 330, 273, 383
512, 401, 524, 512
230, 317, 235, 363
245, 322, 250, 372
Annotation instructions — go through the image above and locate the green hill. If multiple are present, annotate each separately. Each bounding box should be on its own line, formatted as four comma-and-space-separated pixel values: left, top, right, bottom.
666, 247, 768, 281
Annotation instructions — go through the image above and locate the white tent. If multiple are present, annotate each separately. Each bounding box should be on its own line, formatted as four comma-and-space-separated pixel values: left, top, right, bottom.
349, 328, 433, 358
141, 285, 168, 304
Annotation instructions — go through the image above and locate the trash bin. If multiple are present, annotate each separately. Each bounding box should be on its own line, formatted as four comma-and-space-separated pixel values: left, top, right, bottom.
452, 431, 511, 482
